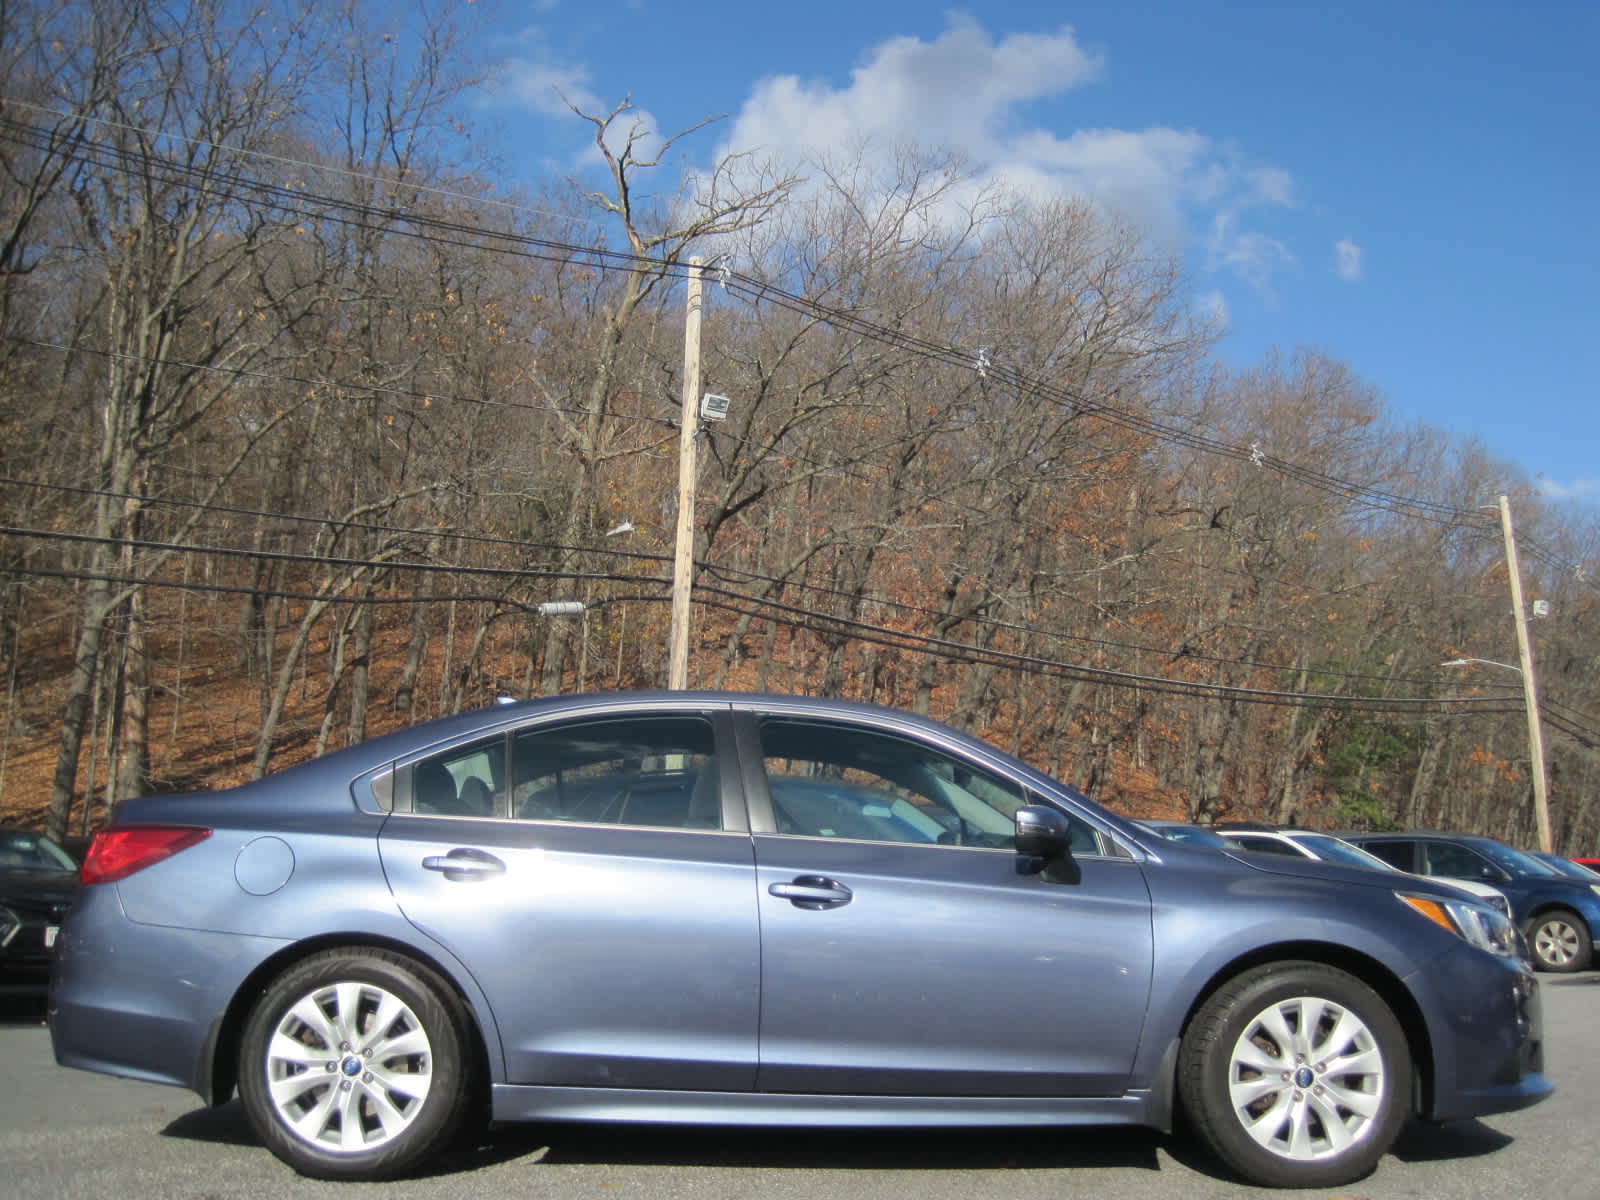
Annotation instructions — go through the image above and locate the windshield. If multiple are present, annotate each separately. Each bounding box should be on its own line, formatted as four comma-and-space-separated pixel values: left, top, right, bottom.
1139, 822, 1231, 849
1535, 853, 1600, 881
1475, 840, 1561, 879
1292, 834, 1399, 871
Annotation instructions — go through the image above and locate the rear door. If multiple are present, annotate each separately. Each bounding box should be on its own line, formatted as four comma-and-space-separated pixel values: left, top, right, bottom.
378, 705, 760, 1090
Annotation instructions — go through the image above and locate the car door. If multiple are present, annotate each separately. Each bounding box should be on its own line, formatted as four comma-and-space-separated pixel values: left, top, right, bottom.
741, 711, 1155, 1097
378, 707, 760, 1091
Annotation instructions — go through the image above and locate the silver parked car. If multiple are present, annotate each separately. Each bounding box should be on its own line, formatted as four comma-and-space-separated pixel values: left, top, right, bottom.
51, 692, 1548, 1188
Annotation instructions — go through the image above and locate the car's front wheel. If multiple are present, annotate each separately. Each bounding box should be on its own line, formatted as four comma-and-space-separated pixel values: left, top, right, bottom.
238, 947, 477, 1180
1177, 961, 1411, 1189
1525, 910, 1590, 972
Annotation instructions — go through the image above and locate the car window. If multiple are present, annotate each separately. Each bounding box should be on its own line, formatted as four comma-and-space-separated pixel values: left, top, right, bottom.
509, 714, 721, 830
1423, 842, 1493, 879
1290, 835, 1397, 871
0, 830, 76, 872
1356, 840, 1414, 871
1228, 835, 1302, 857
411, 735, 506, 818
755, 716, 1105, 854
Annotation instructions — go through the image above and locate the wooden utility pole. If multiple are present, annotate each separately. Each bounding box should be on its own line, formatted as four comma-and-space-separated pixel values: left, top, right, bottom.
1499, 494, 1553, 853
668, 258, 704, 689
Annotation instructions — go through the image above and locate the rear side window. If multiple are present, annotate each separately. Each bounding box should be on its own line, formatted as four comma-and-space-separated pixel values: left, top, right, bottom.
1359, 840, 1415, 871
411, 736, 505, 818
510, 715, 722, 830
1230, 835, 1302, 857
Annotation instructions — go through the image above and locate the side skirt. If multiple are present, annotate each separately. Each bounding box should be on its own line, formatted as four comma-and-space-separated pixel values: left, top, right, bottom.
491, 1084, 1154, 1128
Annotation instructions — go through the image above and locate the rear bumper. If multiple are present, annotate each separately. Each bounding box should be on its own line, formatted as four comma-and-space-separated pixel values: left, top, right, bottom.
49, 884, 286, 1099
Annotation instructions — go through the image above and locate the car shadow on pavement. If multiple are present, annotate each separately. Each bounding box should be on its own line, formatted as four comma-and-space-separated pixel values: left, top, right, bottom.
1389, 1117, 1513, 1163
160, 1105, 1513, 1181
472, 1122, 1170, 1173
0, 997, 48, 1026
162, 1106, 1173, 1176
1541, 972, 1600, 988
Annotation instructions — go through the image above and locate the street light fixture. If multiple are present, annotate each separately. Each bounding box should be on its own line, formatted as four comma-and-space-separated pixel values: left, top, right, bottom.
1441, 647, 1552, 853
1440, 657, 1522, 675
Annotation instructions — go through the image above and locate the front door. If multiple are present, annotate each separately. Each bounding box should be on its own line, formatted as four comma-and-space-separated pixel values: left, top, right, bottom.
745, 714, 1154, 1097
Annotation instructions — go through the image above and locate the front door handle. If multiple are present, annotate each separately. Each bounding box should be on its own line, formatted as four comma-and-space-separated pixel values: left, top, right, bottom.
422, 847, 507, 881
769, 875, 853, 909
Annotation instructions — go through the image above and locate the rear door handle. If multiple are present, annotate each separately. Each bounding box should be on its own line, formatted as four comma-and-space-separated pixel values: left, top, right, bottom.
769, 875, 853, 909
422, 847, 507, 881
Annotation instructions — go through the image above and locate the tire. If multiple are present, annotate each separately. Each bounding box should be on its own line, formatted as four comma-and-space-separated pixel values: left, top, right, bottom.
1525, 910, 1591, 973
1177, 961, 1411, 1189
238, 947, 476, 1180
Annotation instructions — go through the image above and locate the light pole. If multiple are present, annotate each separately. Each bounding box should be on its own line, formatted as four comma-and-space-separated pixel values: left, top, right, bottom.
1441, 651, 1552, 853
668, 258, 704, 690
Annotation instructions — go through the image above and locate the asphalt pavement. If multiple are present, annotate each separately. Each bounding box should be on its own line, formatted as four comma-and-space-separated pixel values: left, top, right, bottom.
3, 976, 1597, 1199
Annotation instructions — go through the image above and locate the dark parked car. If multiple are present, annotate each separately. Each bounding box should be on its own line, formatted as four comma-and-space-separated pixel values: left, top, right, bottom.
0, 826, 78, 996
51, 692, 1548, 1188
1529, 851, 1600, 881
1342, 831, 1600, 973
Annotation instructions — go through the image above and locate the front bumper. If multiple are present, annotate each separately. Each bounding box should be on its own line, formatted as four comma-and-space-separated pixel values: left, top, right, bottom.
1415, 944, 1550, 1121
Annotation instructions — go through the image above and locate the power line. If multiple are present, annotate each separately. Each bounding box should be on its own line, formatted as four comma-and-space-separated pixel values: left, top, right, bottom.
0, 113, 1520, 533
0, 555, 1527, 718
1, 477, 1525, 694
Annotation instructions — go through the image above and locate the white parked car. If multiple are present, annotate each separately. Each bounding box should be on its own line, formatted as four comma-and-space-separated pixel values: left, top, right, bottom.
1218, 826, 1514, 917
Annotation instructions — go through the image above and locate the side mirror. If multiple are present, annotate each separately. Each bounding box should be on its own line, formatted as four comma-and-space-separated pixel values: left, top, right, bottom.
1015, 804, 1072, 873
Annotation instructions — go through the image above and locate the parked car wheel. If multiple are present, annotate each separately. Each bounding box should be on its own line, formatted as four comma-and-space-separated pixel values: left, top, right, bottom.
1178, 961, 1410, 1189
238, 948, 477, 1180
1525, 910, 1590, 972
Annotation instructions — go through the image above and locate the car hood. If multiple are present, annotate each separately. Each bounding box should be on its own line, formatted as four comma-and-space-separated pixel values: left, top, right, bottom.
1224, 847, 1472, 899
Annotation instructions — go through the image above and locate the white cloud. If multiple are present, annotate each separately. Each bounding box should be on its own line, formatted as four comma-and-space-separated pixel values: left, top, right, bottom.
490, 40, 666, 167
1207, 212, 1295, 295
1248, 167, 1295, 206
719, 17, 1103, 158
496, 58, 598, 117
1535, 476, 1600, 501
1197, 289, 1231, 329
713, 17, 1298, 290
1334, 237, 1363, 282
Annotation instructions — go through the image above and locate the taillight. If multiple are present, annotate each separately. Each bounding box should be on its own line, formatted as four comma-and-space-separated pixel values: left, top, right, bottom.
80, 825, 211, 885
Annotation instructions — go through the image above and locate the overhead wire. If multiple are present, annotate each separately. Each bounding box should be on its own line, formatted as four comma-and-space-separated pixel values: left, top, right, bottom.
0, 477, 1533, 694
0, 112, 1526, 532
2, 111, 1594, 730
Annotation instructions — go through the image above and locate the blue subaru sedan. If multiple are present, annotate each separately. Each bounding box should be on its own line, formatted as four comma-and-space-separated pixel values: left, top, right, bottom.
50, 692, 1548, 1187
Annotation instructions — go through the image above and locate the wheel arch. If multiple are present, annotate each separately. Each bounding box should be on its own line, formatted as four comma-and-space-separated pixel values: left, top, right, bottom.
1524, 901, 1588, 929
1161, 941, 1435, 1125
1522, 904, 1592, 970
204, 932, 495, 1110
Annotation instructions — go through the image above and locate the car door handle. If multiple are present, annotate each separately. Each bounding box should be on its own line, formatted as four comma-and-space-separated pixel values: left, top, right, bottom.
769, 875, 853, 909
421, 847, 507, 881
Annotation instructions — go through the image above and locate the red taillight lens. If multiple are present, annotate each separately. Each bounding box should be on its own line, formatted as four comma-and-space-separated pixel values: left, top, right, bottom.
80, 825, 211, 885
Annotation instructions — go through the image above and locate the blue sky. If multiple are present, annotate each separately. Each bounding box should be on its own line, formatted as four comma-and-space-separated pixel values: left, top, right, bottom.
474, 0, 1599, 504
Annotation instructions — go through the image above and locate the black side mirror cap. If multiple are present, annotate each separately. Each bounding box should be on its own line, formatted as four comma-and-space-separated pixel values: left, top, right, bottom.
1015, 804, 1072, 872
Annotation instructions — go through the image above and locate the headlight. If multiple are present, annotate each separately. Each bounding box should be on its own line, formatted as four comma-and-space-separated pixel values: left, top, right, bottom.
0, 905, 18, 948
1398, 891, 1522, 958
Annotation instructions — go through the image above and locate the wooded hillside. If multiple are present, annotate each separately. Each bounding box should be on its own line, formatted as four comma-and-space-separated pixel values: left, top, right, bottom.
3, 1, 1596, 850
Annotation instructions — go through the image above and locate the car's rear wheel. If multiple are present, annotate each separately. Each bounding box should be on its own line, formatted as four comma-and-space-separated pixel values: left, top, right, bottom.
1525, 910, 1590, 972
1177, 961, 1410, 1189
238, 948, 476, 1180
